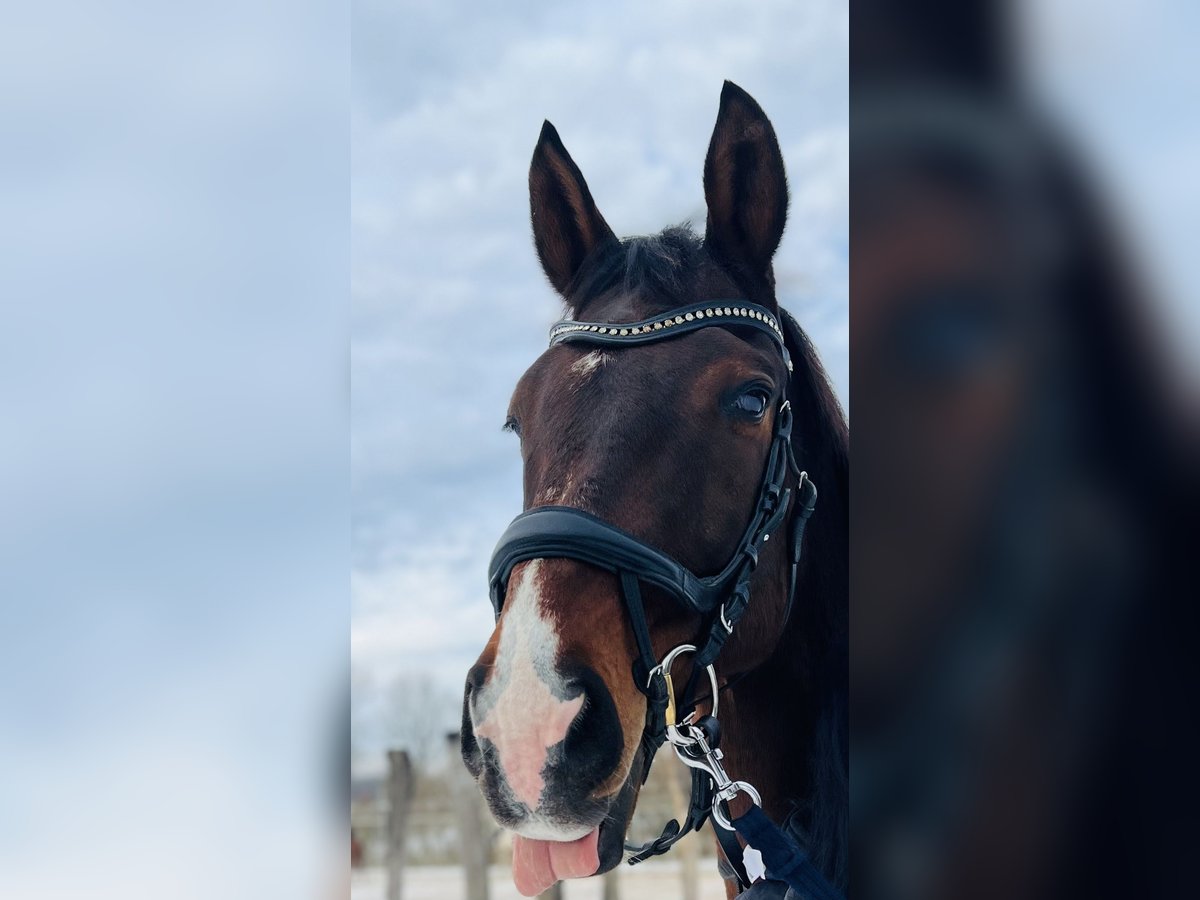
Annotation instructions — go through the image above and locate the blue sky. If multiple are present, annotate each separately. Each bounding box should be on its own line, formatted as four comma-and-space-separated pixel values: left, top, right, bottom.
1, 2, 347, 894
350, 0, 850, 753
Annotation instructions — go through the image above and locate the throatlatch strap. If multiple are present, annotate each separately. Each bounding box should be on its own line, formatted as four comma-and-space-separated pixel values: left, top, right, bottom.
784, 473, 818, 626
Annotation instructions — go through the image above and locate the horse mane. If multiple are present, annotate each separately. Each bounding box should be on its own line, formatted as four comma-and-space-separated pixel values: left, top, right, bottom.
567, 226, 707, 309
781, 308, 849, 887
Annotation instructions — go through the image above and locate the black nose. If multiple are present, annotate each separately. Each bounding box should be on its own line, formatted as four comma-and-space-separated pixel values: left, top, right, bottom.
460, 662, 627, 822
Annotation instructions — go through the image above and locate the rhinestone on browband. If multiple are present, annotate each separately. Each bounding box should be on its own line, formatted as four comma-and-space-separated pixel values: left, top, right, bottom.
548, 301, 788, 366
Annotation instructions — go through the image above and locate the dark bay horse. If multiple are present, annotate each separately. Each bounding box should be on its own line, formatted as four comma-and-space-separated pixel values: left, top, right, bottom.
461, 82, 848, 898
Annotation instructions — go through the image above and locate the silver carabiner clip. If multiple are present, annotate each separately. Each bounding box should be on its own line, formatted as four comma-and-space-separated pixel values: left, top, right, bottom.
647, 643, 720, 746
650, 645, 763, 828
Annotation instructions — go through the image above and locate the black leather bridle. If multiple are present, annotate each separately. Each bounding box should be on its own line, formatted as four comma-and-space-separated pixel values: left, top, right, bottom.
487, 299, 820, 877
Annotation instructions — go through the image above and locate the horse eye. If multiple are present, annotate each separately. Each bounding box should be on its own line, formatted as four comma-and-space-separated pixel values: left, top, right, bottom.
734, 390, 770, 418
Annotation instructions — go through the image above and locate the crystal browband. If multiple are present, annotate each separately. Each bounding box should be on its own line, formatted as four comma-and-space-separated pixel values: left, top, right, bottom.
548, 301, 790, 367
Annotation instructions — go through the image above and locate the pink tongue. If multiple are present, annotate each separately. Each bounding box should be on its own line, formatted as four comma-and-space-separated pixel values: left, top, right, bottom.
511, 828, 601, 897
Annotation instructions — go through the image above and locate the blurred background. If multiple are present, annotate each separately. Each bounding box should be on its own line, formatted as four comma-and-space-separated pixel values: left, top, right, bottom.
1, 2, 347, 899
851, 1, 1197, 898
350, 2, 847, 897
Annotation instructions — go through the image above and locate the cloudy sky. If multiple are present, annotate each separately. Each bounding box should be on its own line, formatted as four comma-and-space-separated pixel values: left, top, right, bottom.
351, 0, 848, 755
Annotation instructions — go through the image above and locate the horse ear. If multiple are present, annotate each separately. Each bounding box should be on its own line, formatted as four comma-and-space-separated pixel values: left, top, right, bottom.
529, 121, 617, 297
703, 81, 789, 283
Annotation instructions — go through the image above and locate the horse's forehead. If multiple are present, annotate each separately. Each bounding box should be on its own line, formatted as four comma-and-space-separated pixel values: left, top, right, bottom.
520, 339, 780, 496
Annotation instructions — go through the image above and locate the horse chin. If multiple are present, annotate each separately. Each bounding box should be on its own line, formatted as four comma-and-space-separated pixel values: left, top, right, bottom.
593, 744, 648, 874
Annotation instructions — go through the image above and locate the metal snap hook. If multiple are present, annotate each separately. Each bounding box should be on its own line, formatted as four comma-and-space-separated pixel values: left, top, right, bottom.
668, 716, 764, 830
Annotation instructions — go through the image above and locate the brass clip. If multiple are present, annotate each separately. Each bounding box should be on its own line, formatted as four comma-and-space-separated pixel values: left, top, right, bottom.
663, 672, 677, 727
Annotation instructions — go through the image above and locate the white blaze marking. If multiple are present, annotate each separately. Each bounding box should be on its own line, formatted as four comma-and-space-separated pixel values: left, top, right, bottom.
535, 474, 575, 506
473, 560, 585, 816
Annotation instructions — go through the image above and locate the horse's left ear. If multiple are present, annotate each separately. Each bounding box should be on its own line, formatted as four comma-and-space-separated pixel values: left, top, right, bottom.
703, 81, 789, 285
529, 121, 618, 297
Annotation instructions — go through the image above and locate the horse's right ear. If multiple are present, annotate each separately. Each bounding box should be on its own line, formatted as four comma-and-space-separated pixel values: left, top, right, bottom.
703, 81, 789, 286
529, 121, 617, 297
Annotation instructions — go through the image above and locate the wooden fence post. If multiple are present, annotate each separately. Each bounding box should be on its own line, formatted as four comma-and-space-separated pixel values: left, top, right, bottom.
602, 867, 621, 900
680, 829, 700, 900
447, 732, 491, 900
666, 763, 699, 900
386, 750, 414, 900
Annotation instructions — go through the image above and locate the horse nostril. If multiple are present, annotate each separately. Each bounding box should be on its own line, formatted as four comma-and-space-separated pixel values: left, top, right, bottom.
559, 668, 623, 792
466, 663, 488, 693
464, 663, 489, 721
461, 667, 489, 778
